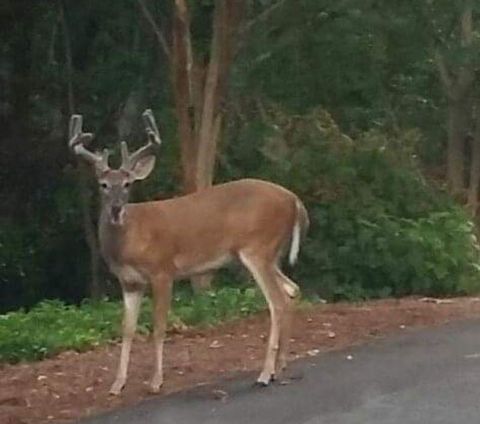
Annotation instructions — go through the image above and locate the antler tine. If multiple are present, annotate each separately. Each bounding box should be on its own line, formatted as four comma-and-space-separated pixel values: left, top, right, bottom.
142, 109, 161, 145
68, 114, 109, 171
69, 114, 83, 148
69, 114, 81, 142
121, 109, 161, 170
120, 141, 131, 169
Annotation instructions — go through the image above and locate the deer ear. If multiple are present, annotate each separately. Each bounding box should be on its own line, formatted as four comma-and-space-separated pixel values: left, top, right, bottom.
131, 155, 156, 180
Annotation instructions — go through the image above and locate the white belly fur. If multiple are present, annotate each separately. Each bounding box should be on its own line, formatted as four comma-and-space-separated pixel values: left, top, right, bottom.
174, 253, 232, 277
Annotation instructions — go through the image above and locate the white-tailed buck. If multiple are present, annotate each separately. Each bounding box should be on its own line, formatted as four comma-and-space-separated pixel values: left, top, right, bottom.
68, 109, 309, 395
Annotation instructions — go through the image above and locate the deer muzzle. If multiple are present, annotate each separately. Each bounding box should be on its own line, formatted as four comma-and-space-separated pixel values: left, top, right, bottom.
110, 205, 125, 225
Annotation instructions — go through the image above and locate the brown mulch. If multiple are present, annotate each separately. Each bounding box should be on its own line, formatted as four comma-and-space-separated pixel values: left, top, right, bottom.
2, 297, 480, 423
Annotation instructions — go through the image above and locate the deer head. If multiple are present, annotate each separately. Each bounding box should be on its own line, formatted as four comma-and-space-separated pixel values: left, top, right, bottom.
69, 109, 162, 225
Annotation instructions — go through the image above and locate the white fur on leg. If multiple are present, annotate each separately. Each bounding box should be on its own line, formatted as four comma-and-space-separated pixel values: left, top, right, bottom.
150, 336, 165, 393
110, 290, 143, 395
282, 279, 299, 298
239, 252, 280, 385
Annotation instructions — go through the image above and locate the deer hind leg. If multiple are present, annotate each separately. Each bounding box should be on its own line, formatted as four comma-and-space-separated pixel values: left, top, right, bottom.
275, 267, 300, 374
110, 285, 144, 395
239, 251, 287, 386
150, 274, 173, 393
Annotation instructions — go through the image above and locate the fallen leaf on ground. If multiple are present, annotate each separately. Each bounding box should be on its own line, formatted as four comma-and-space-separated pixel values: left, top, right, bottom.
465, 353, 480, 359
212, 389, 228, 402
420, 297, 455, 305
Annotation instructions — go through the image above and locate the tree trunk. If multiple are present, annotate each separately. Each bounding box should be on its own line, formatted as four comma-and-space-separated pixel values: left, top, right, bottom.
194, 0, 243, 189
468, 103, 480, 216
189, 1, 244, 292
60, 0, 103, 299
79, 169, 103, 299
435, 0, 475, 196
172, 0, 198, 193
447, 101, 467, 194
138, 0, 244, 292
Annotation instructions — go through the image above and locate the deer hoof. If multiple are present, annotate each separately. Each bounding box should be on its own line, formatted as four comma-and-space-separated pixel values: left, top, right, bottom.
255, 372, 275, 387
109, 379, 125, 396
149, 376, 164, 394
149, 383, 163, 394
276, 358, 288, 375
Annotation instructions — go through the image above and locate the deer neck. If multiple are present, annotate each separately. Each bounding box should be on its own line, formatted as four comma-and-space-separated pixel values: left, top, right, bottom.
98, 207, 129, 266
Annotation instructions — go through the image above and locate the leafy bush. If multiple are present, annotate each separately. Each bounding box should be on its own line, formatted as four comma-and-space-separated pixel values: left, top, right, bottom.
0, 217, 89, 313
0, 287, 265, 364
0, 221, 48, 311
223, 105, 480, 300
303, 205, 480, 300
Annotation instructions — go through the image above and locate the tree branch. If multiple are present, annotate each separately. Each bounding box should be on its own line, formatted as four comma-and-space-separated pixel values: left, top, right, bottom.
434, 0, 475, 102
457, 0, 475, 94
460, 0, 473, 46
240, 0, 288, 36
59, 0, 74, 115
136, 0, 171, 59
173, 0, 193, 99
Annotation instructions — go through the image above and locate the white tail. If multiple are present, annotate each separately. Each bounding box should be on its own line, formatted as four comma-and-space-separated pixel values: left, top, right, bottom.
288, 200, 308, 265
68, 110, 309, 394
283, 200, 308, 299
289, 221, 300, 265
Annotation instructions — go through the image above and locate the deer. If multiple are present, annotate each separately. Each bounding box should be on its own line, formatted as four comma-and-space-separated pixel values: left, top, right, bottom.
68, 109, 309, 395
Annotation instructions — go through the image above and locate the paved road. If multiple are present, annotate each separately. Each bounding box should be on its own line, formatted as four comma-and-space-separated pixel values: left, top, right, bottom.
81, 320, 480, 424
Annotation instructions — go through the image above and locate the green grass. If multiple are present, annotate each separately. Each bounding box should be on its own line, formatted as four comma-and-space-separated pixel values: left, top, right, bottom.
0, 287, 266, 364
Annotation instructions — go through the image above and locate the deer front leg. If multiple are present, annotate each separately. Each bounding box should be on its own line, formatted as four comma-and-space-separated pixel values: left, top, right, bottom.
150, 274, 173, 393
110, 286, 144, 395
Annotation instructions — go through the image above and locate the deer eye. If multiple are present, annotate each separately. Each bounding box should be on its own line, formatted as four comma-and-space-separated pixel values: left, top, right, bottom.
100, 182, 109, 190
123, 181, 131, 189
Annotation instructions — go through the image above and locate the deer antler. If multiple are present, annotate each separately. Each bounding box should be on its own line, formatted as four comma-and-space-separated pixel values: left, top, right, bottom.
120, 109, 162, 171
69, 114, 109, 172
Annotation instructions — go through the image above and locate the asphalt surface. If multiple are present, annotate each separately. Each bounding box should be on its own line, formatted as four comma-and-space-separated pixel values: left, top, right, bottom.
81, 320, 480, 424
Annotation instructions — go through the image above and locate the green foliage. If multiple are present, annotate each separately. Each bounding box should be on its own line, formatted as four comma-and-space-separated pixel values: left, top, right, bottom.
0, 174, 90, 312
224, 106, 480, 300
235, 0, 444, 161
305, 205, 480, 301
0, 287, 265, 364
0, 221, 44, 309
2, 0, 480, 312
170, 286, 265, 326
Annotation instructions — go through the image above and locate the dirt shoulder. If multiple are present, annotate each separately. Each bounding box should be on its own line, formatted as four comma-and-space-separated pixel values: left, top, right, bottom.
2, 297, 480, 424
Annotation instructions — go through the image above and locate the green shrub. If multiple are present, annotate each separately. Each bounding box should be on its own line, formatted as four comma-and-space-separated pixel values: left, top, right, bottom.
302, 204, 480, 300
223, 105, 480, 300
0, 287, 265, 364
0, 176, 90, 313
0, 221, 46, 311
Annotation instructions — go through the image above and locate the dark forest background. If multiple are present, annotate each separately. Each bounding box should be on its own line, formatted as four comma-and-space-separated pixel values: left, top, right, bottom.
1, 0, 480, 312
